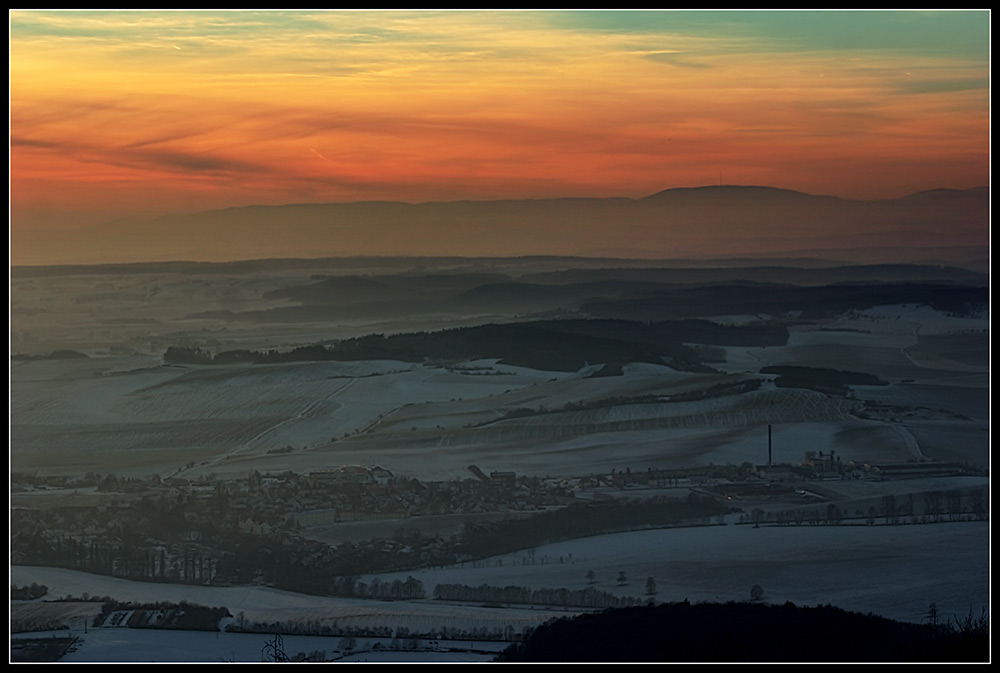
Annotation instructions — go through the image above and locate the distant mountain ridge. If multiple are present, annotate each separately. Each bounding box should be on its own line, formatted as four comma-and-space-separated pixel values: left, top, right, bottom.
11, 185, 989, 267
642, 184, 844, 201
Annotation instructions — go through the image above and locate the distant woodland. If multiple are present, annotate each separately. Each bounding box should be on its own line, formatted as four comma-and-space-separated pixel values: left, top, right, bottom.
761, 366, 887, 395
579, 282, 989, 322
163, 318, 787, 372
10, 350, 88, 361
181, 275, 988, 326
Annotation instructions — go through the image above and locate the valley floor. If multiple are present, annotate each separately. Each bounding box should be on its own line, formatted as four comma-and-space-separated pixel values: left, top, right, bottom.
11, 517, 989, 662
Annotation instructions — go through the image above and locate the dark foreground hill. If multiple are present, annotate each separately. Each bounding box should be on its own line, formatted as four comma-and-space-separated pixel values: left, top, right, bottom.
497, 602, 989, 663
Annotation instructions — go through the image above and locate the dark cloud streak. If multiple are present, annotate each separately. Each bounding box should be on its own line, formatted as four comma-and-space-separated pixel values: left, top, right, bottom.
644, 51, 711, 69
130, 150, 266, 175
12, 130, 268, 178
10, 135, 61, 149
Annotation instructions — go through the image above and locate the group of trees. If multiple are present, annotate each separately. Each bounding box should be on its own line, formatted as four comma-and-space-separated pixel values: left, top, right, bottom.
760, 365, 886, 396
162, 318, 731, 373
579, 281, 989, 324
461, 495, 729, 560
345, 576, 426, 601
433, 582, 645, 610
93, 600, 231, 631
228, 615, 519, 644
10, 583, 49, 600
744, 487, 988, 528
11, 349, 88, 361
11, 524, 222, 585
13, 490, 731, 600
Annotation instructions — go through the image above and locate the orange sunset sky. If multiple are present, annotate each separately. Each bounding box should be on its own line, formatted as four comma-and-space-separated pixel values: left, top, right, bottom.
9, 10, 991, 236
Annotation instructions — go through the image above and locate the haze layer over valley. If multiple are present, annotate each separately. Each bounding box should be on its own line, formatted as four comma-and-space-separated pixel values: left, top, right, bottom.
12, 185, 989, 267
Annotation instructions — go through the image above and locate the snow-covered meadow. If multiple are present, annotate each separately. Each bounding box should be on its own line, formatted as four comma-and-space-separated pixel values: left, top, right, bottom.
12, 627, 507, 663
11, 516, 988, 661
10, 259, 990, 481
10, 262, 990, 662
10, 342, 988, 482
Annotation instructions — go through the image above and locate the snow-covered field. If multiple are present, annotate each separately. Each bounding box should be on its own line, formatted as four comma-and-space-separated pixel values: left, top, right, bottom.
366, 521, 989, 625
11, 518, 989, 661
11, 264, 990, 481
12, 627, 507, 663
9, 342, 988, 481
10, 266, 990, 662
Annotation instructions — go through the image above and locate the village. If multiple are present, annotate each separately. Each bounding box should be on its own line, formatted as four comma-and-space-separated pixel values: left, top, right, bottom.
10, 445, 985, 601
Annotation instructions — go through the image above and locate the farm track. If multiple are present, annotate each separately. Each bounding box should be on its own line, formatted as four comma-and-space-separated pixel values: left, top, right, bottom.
10, 417, 284, 456
239, 378, 356, 451
10, 307, 989, 477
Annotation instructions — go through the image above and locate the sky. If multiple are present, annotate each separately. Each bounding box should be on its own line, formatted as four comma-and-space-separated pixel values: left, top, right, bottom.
8, 9, 991, 233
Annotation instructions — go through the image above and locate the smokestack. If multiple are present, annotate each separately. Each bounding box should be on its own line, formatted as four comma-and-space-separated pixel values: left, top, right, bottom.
768, 424, 772, 466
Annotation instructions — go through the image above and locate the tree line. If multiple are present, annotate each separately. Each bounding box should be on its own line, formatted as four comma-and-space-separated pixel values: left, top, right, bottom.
93, 600, 231, 631
460, 494, 729, 560
162, 318, 736, 372
433, 582, 645, 609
